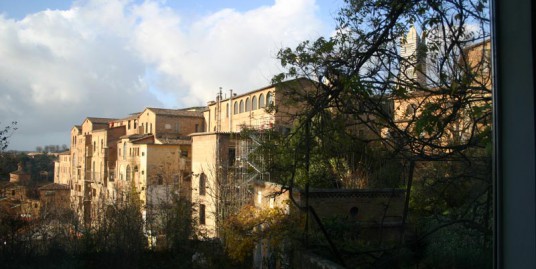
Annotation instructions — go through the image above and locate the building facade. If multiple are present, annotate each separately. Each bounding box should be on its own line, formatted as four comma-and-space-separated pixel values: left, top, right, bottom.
56, 108, 204, 227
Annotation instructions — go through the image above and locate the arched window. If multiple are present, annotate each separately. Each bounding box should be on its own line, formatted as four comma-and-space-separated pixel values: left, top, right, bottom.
234, 102, 238, 114
123, 142, 127, 160
267, 92, 274, 106
239, 100, 244, 113
259, 94, 265, 108
226, 103, 229, 117
405, 103, 417, 116
199, 173, 206, 196
126, 165, 131, 181
245, 98, 250, 112
252, 96, 257, 110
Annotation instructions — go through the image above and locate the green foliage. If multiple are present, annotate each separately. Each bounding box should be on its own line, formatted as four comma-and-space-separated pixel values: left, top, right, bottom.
0, 151, 56, 182
0, 151, 25, 180
270, 0, 492, 267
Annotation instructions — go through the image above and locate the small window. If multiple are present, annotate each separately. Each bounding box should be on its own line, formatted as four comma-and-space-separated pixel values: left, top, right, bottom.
405, 103, 416, 116
181, 150, 188, 157
123, 142, 127, 160
259, 94, 265, 108
252, 96, 257, 110
245, 97, 250, 112
350, 207, 359, 219
128, 120, 131, 130
157, 174, 163, 185
126, 165, 131, 181
228, 148, 236, 167
199, 173, 206, 196
226, 103, 230, 117
239, 100, 244, 113
234, 102, 238, 114
267, 92, 274, 106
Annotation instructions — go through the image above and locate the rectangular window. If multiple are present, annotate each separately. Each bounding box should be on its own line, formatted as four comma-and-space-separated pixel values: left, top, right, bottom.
199, 204, 206, 225
199, 174, 206, 196
228, 148, 236, 167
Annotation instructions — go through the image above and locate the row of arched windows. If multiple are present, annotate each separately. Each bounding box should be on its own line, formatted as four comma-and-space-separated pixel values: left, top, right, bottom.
230, 92, 274, 115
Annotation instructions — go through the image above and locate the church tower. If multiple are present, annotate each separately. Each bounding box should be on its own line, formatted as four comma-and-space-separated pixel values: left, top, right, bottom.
399, 26, 427, 87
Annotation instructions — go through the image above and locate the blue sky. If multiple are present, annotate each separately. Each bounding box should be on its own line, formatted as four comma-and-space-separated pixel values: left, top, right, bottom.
0, 0, 343, 151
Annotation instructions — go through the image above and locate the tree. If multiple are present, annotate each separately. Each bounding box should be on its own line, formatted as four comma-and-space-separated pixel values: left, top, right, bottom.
271, 0, 491, 267
273, 0, 490, 160
0, 121, 17, 153
222, 205, 299, 264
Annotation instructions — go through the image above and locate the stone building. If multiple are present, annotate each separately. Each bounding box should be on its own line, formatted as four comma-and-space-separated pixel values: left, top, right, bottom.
38, 183, 70, 214
190, 78, 315, 238
385, 38, 492, 155
56, 107, 204, 227
54, 151, 71, 185
9, 162, 31, 184
251, 181, 405, 268
0, 164, 41, 221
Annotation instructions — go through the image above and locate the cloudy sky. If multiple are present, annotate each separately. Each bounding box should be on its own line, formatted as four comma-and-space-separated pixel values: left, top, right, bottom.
0, 0, 342, 151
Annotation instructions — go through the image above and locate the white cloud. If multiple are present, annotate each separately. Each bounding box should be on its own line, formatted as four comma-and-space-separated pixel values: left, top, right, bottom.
0, 0, 326, 150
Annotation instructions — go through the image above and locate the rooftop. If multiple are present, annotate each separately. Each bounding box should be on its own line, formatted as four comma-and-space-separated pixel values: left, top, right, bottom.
146, 107, 204, 118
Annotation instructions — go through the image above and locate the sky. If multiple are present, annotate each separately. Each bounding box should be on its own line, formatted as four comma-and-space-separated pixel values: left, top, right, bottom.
0, 0, 343, 151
